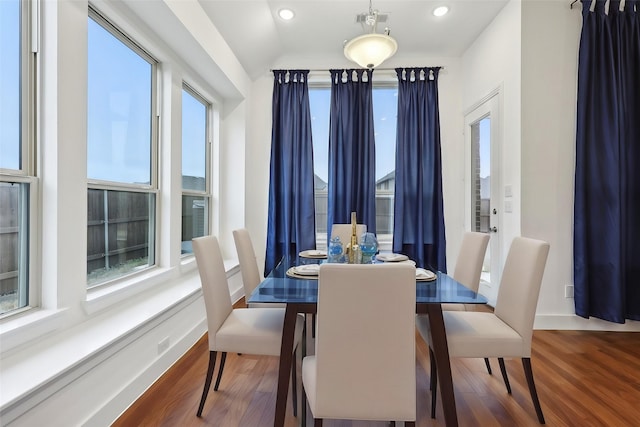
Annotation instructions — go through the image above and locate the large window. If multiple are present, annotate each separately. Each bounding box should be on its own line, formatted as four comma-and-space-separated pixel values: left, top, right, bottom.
308, 84, 398, 245
1, 0, 34, 316
181, 86, 211, 254
86, 10, 158, 287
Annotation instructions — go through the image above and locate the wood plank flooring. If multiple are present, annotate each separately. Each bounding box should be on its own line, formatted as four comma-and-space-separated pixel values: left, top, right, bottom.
113, 306, 640, 427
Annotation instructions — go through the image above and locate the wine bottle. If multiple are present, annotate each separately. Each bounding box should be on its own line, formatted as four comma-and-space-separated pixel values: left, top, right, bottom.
348, 211, 360, 264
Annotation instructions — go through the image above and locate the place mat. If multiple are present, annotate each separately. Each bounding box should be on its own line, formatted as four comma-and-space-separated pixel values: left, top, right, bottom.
299, 249, 327, 259
416, 268, 437, 282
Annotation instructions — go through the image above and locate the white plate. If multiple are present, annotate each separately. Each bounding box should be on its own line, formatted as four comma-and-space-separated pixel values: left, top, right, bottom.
376, 253, 409, 262
416, 268, 436, 281
293, 264, 321, 276
299, 249, 327, 259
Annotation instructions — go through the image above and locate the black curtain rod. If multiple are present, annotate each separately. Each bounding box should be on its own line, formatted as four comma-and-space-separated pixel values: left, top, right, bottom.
269, 66, 445, 73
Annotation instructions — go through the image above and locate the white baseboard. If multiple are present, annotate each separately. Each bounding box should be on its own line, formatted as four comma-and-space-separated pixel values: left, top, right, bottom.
534, 314, 640, 331
82, 319, 207, 427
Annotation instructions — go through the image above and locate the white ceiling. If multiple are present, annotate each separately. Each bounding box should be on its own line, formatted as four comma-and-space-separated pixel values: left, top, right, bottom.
198, 0, 510, 79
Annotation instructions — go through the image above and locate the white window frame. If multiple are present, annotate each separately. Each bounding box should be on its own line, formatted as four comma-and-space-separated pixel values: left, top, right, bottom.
0, 0, 39, 318
86, 7, 159, 289
180, 83, 212, 256
308, 80, 397, 251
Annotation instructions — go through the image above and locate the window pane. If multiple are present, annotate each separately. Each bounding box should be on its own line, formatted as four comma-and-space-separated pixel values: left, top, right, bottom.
372, 87, 397, 235
0, 0, 21, 170
0, 182, 29, 315
182, 90, 207, 192
309, 88, 330, 234
87, 189, 155, 286
309, 86, 398, 238
87, 17, 153, 185
471, 117, 491, 233
181, 195, 208, 254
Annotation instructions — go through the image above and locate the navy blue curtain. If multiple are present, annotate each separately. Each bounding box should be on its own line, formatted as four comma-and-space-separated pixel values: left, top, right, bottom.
327, 69, 376, 234
393, 67, 446, 272
574, 0, 640, 323
265, 70, 316, 275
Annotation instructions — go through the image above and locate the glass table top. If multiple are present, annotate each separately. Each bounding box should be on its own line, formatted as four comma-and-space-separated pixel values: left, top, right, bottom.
248, 256, 488, 306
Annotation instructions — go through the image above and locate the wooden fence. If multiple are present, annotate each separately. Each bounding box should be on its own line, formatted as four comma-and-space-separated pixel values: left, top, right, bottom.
0, 184, 19, 297
87, 189, 151, 275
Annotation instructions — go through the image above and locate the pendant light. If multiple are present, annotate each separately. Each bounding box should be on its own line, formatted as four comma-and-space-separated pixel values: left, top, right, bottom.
343, 0, 398, 69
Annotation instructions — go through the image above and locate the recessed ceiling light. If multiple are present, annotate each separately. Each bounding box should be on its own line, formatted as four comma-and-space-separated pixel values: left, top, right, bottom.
433, 6, 449, 17
278, 8, 295, 20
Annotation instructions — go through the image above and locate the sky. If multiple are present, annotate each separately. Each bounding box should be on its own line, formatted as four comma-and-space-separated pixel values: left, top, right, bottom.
309, 87, 397, 183
87, 17, 153, 185
479, 116, 491, 179
1, 0, 20, 170
181, 89, 207, 184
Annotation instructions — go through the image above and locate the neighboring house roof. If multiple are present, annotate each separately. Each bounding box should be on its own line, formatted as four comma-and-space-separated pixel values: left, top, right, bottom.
182, 175, 206, 191
313, 172, 396, 191
480, 176, 490, 199
376, 170, 395, 186
314, 174, 327, 191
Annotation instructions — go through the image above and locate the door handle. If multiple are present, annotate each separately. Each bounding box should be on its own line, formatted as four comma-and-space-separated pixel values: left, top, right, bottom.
490, 226, 498, 233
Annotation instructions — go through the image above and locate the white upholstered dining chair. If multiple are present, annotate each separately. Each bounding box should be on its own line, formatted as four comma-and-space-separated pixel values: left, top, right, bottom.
417, 231, 492, 392
302, 263, 417, 426
330, 223, 367, 247
193, 235, 304, 418
233, 228, 284, 308
416, 236, 550, 424
446, 231, 490, 312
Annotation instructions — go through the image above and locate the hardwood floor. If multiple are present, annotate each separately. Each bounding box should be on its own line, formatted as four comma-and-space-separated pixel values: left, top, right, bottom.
113, 308, 640, 427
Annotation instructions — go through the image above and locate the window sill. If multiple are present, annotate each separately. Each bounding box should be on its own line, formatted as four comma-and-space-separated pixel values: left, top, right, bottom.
0, 269, 204, 415
85, 266, 176, 315
0, 308, 68, 356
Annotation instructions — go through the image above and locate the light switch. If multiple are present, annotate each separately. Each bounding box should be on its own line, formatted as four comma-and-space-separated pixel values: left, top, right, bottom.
504, 200, 513, 213
505, 185, 513, 198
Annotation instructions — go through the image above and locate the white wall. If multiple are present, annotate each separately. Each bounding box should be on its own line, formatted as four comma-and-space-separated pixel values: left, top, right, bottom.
461, 0, 639, 330
460, 0, 522, 304
521, 0, 639, 331
245, 75, 273, 277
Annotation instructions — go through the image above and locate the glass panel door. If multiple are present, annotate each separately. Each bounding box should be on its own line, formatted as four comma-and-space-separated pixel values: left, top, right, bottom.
465, 94, 501, 303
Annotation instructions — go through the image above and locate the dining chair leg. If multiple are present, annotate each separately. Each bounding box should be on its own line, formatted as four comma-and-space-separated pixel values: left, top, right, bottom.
301, 380, 308, 427
291, 348, 298, 417
484, 357, 493, 375
301, 326, 307, 425
196, 351, 217, 417
312, 313, 316, 339
429, 347, 438, 419
522, 358, 546, 424
213, 352, 227, 391
405, 422, 415, 427
314, 418, 323, 427
498, 358, 512, 394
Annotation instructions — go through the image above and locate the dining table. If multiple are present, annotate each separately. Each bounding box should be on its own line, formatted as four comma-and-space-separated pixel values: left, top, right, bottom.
248, 254, 488, 427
